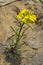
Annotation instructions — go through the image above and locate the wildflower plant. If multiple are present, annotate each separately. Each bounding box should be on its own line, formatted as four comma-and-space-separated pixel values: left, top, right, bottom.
4, 9, 37, 60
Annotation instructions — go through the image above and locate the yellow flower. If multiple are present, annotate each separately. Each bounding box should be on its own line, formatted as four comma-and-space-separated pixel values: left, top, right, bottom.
20, 9, 29, 14
29, 15, 37, 23
17, 15, 21, 19
22, 18, 27, 23
17, 12, 24, 19
29, 11, 33, 15
16, 9, 29, 19
22, 15, 29, 23
24, 15, 29, 20
16, 9, 37, 24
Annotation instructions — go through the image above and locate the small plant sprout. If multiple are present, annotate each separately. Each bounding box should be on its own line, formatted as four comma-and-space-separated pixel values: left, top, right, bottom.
4, 9, 37, 60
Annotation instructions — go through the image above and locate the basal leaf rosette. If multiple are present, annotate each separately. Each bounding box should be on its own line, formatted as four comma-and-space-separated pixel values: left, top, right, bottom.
16, 9, 37, 24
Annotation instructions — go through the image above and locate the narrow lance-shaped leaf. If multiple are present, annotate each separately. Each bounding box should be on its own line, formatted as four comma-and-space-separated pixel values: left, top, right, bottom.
10, 26, 18, 35
19, 24, 33, 41
28, 24, 33, 30
6, 34, 15, 43
19, 27, 29, 41
14, 16, 21, 25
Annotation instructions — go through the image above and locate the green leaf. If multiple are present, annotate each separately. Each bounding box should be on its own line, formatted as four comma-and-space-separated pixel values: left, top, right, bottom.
14, 16, 21, 25
10, 26, 18, 35
19, 27, 29, 40
6, 34, 15, 43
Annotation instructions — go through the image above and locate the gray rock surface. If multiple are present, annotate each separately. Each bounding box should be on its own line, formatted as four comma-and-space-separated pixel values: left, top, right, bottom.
0, 0, 15, 3
0, 0, 43, 65
31, 48, 43, 65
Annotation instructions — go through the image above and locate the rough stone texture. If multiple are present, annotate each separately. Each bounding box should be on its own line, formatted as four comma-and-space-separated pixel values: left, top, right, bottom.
0, 0, 43, 65
30, 47, 43, 65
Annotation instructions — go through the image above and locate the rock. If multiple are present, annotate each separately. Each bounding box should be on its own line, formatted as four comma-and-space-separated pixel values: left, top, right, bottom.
0, 0, 15, 3
31, 47, 43, 65
0, 0, 43, 65
24, 29, 43, 50
0, 44, 4, 54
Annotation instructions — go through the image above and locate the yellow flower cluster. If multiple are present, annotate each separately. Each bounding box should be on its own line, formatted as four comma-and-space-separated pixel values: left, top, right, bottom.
16, 9, 37, 24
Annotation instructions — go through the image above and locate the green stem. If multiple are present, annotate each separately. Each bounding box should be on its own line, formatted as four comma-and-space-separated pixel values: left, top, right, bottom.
14, 22, 24, 49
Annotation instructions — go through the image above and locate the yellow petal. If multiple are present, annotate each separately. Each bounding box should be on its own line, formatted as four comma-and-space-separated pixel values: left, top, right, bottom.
29, 15, 36, 22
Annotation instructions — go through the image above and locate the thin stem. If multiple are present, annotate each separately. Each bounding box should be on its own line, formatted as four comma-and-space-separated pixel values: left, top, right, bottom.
14, 22, 24, 48
19, 27, 29, 41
